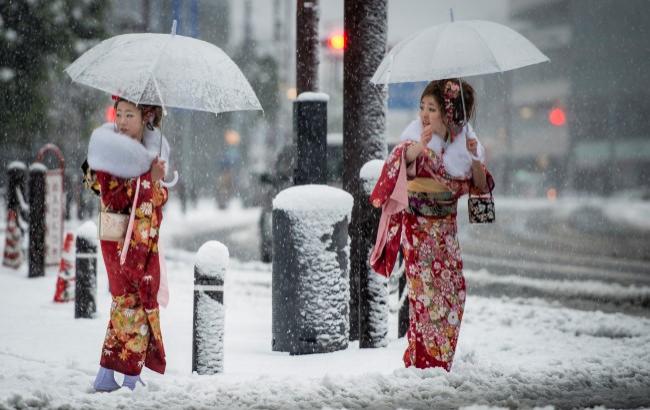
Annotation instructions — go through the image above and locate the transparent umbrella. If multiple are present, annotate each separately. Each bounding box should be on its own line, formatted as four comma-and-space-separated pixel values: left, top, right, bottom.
371, 14, 550, 84
65, 21, 262, 116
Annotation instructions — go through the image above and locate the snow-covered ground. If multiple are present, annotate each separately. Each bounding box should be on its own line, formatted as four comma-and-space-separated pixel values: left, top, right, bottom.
1, 197, 649, 409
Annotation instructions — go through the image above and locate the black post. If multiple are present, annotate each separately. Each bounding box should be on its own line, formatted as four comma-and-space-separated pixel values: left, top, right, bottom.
294, 94, 328, 186
192, 241, 227, 374
272, 185, 352, 355
296, 0, 319, 95
28, 163, 47, 278
358, 160, 389, 348
7, 161, 27, 217
75, 225, 97, 318
343, 0, 388, 341
398, 269, 409, 338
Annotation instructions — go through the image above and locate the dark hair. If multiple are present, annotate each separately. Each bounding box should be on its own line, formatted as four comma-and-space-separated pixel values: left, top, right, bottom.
420, 79, 476, 128
114, 97, 163, 128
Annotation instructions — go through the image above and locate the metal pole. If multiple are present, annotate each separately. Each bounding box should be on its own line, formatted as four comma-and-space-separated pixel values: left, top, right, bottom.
28, 163, 47, 278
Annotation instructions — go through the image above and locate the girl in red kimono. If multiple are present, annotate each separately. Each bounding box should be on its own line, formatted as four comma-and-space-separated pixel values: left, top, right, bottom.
370, 79, 493, 371
87, 97, 171, 391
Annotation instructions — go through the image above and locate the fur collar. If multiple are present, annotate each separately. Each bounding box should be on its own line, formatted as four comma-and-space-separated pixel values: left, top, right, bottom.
87, 123, 171, 178
399, 119, 485, 178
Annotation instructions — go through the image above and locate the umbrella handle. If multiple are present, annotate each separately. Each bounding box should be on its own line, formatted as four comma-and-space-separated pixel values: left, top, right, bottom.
160, 170, 179, 188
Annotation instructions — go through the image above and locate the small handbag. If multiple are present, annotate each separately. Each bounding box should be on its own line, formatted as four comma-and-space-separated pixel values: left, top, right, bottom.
468, 191, 495, 224
98, 177, 141, 242
98, 209, 129, 241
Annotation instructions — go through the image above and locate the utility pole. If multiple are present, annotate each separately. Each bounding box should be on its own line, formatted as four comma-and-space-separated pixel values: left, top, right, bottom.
296, 0, 319, 94
343, 0, 388, 344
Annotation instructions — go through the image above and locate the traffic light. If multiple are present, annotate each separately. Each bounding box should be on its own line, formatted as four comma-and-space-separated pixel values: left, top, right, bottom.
327, 32, 345, 51
548, 107, 566, 127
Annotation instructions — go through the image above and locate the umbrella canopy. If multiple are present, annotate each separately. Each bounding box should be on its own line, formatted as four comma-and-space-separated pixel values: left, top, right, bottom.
371, 19, 549, 84
65, 28, 262, 115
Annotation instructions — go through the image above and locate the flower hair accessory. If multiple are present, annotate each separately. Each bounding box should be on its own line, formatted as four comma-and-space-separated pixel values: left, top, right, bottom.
111, 95, 120, 101
443, 80, 463, 137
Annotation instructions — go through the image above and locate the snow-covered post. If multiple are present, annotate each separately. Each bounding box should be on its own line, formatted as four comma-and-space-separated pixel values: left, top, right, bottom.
272, 185, 353, 355
6, 161, 27, 218
192, 241, 228, 375
75, 221, 97, 319
343, 0, 388, 340
28, 162, 47, 278
294, 92, 328, 185
359, 160, 389, 348
2, 161, 27, 269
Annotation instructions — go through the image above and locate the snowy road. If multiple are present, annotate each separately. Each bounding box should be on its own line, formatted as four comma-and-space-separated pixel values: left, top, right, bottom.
1, 197, 649, 409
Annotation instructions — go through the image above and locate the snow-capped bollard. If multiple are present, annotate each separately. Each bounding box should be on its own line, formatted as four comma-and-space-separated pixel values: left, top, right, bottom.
3, 162, 27, 269
75, 221, 97, 319
294, 92, 329, 185
192, 241, 228, 375
272, 185, 353, 355
28, 162, 47, 278
359, 160, 389, 348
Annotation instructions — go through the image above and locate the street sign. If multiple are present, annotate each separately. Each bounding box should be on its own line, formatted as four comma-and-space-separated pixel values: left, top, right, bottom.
36, 144, 65, 267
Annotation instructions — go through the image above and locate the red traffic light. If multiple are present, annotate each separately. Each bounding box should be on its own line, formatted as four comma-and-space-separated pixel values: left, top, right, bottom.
548, 107, 566, 127
327, 32, 345, 51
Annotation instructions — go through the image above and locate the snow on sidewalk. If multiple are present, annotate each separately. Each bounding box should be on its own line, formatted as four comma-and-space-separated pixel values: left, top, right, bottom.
1, 247, 649, 410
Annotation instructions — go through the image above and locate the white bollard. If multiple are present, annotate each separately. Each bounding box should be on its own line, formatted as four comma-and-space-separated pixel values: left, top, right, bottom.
192, 241, 228, 374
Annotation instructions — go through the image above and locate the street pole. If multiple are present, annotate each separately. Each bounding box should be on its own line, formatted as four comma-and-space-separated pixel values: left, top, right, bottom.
296, 0, 319, 94
343, 0, 388, 342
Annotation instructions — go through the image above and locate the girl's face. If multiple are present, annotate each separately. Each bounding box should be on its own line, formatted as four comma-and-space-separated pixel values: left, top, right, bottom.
115, 101, 144, 141
419, 95, 446, 136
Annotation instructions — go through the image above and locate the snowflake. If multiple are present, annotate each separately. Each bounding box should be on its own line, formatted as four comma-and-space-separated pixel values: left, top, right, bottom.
141, 180, 151, 189
103, 349, 113, 356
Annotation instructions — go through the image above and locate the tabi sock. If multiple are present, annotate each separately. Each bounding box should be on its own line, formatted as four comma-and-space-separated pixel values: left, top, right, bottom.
93, 366, 120, 392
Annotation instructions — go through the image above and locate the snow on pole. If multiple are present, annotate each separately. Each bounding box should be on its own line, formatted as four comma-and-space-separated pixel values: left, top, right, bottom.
75, 221, 97, 319
294, 92, 328, 185
192, 241, 228, 375
272, 185, 353, 355
28, 162, 47, 278
358, 160, 389, 348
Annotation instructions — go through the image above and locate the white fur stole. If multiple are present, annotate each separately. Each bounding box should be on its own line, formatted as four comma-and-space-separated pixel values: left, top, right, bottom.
87, 123, 171, 179
399, 119, 486, 178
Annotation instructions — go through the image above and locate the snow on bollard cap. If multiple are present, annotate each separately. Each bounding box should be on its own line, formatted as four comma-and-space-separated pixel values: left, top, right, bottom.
8, 161, 27, 170
273, 184, 353, 218
360, 159, 384, 194
296, 91, 330, 102
195, 241, 229, 279
76, 221, 98, 243
28, 162, 48, 172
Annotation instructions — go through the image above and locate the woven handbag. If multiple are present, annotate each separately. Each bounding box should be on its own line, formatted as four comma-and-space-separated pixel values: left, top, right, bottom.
468, 191, 495, 224
97, 177, 141, 241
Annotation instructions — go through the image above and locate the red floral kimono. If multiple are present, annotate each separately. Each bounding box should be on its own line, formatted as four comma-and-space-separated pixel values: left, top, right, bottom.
96, 170, 168, 376
370, 141, 492, 371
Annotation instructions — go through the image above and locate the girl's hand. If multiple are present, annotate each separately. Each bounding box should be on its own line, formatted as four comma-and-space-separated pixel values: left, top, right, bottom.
151, 158, 166, 182
466, 138, 479, 157
420, 124, 433, 147
372, 198, 382, 208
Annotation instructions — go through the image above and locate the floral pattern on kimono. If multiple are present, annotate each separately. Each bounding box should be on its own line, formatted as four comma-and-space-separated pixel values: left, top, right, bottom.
96, 170, 168, 375
370, 141, 493, 371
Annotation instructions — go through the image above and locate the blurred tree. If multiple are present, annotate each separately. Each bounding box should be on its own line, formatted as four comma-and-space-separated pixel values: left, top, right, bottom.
0, 0, 108, 146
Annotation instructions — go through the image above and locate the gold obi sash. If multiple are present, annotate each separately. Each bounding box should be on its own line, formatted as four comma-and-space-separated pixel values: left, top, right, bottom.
406, 178, 457, 217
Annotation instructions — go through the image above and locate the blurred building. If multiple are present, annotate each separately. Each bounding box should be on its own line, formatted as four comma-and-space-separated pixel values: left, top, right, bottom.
509, 0, 650, 196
